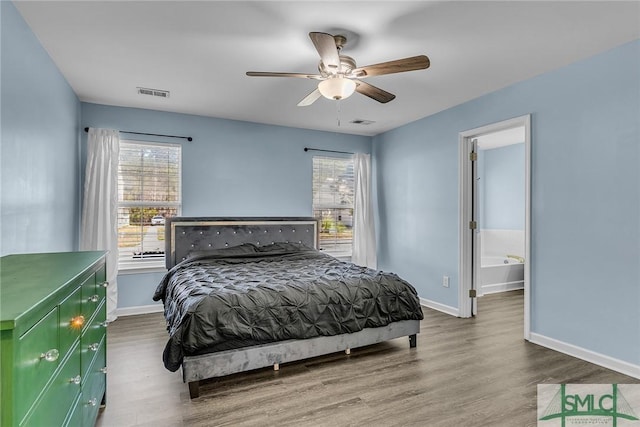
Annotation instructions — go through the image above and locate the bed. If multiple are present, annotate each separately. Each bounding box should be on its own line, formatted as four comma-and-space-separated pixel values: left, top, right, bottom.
153, 217, 423, 398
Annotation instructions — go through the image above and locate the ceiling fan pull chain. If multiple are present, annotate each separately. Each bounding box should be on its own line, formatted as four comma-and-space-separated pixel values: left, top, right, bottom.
336, 99, 341, 127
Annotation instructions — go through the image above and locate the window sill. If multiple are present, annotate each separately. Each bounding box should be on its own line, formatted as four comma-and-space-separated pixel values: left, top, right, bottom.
118, 254, 351, 275
118, 264, 168, 275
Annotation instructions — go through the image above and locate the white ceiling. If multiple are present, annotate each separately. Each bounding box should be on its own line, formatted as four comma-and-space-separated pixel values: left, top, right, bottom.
14, 1, 640, 137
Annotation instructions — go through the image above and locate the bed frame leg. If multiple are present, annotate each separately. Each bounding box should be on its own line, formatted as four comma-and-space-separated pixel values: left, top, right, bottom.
409, 334, 417, 348
345, 348, 351, 355
188, 381, 200, 399
273, 363, 280, 371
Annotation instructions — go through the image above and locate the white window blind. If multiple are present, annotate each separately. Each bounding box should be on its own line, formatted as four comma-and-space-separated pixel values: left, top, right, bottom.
312, 156, 354, 258
117, 140, 181, 270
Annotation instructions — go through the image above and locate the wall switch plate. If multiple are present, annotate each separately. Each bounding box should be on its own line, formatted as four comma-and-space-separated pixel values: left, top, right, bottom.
442, 276, 450, 287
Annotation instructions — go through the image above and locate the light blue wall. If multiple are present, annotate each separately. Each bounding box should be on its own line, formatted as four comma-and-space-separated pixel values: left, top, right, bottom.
0, 2, 81, 256
4, 0, 638, 367
479, 143, 525, 230
81, 102, 371, 308
374, 39, 640, 365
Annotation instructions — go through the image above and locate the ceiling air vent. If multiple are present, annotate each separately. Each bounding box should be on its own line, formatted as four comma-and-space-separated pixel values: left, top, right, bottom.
350, 119, 375, 125
137, 87, 170, 98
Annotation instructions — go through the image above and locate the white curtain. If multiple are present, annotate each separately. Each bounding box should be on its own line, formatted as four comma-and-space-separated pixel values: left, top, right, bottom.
80, 128, 120, 322
352, 153, 377, 269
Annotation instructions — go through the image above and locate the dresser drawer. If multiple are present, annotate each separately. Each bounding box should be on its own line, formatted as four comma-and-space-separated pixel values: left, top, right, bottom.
15, 307, 59, 423
81, 338, 107, 427
95, 263, 107, 292
81, 300, 106, 381
81, 273, 103, 325
64, 393, 83, 427
59, 285, 83, 357
20, 342, 81, 427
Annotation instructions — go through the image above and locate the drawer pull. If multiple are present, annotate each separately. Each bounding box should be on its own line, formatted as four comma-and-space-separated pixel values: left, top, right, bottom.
101, 281, 109, 288
88, 343, 100, 352
88, 294, 100, 303
69, 375, 82, 385
100, 366, 108, 374
70, 315, 85, 329
88, 398, 98, 407
39, 349, 59, 362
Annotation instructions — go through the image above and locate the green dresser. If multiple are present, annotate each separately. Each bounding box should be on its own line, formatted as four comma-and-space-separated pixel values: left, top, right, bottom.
1, 251, 108, 427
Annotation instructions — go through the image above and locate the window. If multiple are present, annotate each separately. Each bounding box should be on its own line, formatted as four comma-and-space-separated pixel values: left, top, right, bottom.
117, 140, 181, 270
312, 156, 354, 258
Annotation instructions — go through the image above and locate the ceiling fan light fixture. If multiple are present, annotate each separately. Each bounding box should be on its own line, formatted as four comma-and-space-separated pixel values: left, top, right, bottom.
318, 77, 356, 100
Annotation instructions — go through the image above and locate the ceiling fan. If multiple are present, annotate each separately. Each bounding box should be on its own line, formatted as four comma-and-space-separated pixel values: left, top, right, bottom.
246, 32, 430, 107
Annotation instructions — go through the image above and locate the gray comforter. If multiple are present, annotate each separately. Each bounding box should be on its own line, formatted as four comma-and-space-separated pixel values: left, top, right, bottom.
153, 243, 423, 371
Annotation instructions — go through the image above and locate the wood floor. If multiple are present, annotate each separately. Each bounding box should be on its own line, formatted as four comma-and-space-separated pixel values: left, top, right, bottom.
96, 291, 638, 427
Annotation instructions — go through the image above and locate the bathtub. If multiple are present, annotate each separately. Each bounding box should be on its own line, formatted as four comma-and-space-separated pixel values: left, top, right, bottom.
479, 256, 524, 295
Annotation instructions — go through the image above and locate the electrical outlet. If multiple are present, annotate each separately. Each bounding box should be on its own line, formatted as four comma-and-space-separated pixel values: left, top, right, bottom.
442, 275, 450, 287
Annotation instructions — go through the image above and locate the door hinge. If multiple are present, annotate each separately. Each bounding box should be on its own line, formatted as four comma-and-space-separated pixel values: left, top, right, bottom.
469, 289, 477, 298
469, 221, 477, 230
469, 152, 477, 161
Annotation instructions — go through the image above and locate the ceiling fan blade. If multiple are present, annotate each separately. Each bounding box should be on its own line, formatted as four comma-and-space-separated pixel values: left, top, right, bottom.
246, 71, 323, 80
309, 32, 340, 71
355, 80, 396, 103
297, 88, 322, 107
352, 55, 430, 78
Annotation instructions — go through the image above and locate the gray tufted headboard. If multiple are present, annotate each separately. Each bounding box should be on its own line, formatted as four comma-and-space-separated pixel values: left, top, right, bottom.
165, 217, 319, 269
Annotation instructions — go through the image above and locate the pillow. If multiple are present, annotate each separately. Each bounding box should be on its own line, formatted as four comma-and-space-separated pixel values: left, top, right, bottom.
187, 243, 259, 260
185, 242, 316, 264
257, 241, 315, 253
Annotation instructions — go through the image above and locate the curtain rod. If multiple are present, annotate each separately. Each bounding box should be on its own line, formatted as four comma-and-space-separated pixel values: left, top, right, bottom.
84, 127, 193, 142
304, 147, 353, 155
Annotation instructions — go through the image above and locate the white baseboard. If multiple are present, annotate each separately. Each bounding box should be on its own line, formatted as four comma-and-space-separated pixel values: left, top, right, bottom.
116, 304, 164, 317
529, 332, 640, 379
419, 297, 460, 317
480, 281, 524, 296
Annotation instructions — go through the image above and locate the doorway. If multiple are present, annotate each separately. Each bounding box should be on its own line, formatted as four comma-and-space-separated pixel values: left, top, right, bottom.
458, 115, 531, 340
